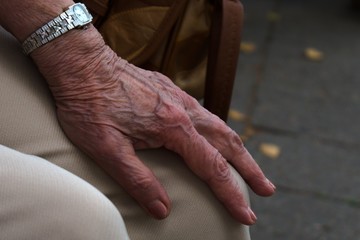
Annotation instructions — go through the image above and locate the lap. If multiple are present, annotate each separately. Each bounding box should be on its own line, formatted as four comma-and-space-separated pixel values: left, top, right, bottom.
0, 26, 250, 240
0, 145, 129, 240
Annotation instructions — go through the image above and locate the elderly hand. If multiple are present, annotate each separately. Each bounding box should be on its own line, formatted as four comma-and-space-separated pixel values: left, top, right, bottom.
32, 26, 275, 225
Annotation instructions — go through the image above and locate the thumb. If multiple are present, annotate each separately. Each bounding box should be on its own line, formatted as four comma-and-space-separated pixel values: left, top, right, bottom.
105, 146, 171, 220
62, 122, 171, 219
98, 132, 171, 220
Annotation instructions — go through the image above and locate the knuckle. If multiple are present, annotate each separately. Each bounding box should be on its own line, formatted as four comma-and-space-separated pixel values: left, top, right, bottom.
208, 151, 232, 184
228, 130, 245, 151
167, 106, 188, 123
130, 173, 154, 192
155, 103, 194, 139
231, 129, 244, 145
183, 94, 200, 109
157, 102, 189, 123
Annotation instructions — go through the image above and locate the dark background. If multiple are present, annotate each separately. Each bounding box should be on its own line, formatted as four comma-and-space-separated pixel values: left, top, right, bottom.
228, 0, 360, 239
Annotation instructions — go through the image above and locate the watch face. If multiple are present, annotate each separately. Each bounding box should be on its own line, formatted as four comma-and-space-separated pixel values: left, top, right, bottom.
73, 4, 91, 23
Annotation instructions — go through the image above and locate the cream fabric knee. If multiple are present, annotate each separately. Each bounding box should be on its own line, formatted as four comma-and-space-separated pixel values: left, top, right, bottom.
0, 145, 129, 240
0, 26, 250, 240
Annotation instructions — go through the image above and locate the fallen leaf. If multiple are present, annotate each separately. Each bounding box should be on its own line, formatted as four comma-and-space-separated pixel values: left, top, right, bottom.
267, 11, 282, 22
259, 143, 281, 159
240, 42, 257, 54
239, 134, 248, 142
228, 109, 247, 122
304, 47, 324, 61
244, 126, 257, 138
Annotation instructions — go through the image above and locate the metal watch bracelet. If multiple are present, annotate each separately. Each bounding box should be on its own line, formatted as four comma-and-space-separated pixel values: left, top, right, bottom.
22, 3, 93, 55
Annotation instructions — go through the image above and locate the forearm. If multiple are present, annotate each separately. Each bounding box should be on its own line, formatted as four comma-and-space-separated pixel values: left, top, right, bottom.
0, 0, 107, 87
0, 0, 74, 41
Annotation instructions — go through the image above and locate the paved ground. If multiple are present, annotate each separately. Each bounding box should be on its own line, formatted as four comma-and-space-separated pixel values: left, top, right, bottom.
227, 0, 360, 239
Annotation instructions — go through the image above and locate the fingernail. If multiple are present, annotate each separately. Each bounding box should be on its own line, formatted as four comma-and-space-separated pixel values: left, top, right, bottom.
248, 207, 257, 224
268, 179, 276, 190
147, 200, 168, 219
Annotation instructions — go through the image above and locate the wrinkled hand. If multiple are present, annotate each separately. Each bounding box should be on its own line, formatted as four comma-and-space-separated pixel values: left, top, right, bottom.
33, 29, 275, 225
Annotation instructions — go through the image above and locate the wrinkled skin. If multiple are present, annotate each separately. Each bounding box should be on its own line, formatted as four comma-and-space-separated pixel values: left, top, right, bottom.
31, 27, 275, 225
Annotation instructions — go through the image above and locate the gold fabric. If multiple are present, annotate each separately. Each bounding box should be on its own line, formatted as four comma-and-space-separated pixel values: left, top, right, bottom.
98, 0, 213, 98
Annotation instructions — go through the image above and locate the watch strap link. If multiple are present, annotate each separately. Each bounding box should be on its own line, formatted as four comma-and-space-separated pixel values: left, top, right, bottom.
22, 3, 93, 55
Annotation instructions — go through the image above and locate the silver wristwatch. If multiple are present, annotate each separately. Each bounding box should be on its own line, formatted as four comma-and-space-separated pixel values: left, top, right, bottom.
22, 3, 93, 55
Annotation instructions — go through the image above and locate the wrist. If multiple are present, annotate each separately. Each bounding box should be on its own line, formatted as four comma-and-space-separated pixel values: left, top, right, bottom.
22, 3, 93, 55
31, 24, 108, 87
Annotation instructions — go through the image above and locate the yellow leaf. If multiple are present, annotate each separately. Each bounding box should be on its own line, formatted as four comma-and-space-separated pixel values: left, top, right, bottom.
240, 42, 257, 54
243, 126, 257, 139
304, 47, 324, 61
228, 109, 247, 122
259, 143, 281, 159
240, 134, 248, 142
267, 11, 282, 22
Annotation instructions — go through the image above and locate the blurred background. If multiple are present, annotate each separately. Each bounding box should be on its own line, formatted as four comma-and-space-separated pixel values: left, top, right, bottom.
227, 0, 360, 239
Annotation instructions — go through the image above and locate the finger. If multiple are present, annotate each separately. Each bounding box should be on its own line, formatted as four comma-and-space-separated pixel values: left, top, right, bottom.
163, 122, 257, 225
100, 145, 171, 219
187, 105, 276, 197
63, 122, 171, 220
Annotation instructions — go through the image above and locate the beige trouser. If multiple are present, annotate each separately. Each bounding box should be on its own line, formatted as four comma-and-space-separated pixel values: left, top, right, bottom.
0, 26, 250, 240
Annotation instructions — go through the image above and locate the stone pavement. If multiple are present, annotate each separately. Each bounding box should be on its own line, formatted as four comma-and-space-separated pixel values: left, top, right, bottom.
227, 0, 360, 239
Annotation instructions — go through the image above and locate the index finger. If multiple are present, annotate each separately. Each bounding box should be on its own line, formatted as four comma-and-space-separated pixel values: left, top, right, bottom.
163, 121, 257, 225
190, 108, 276, 197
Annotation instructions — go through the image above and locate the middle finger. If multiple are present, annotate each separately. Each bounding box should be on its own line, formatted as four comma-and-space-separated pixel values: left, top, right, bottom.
189, 107, 276, 197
